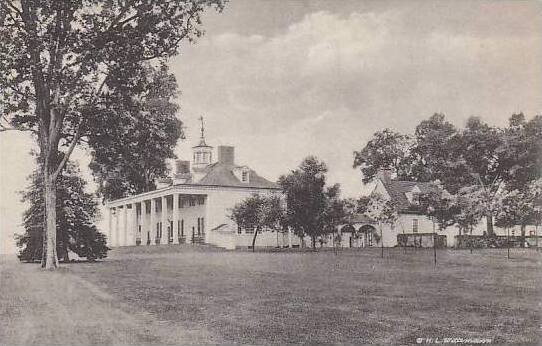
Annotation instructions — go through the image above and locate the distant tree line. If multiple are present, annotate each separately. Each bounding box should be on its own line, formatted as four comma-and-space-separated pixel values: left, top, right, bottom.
354, 113, 542, 239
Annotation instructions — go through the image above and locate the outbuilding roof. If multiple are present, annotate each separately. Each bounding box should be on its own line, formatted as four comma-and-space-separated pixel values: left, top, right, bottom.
380, 178, 441, 212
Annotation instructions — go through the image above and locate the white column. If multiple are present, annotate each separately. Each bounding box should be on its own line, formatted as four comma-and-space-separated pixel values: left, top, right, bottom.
173, 193, 179, 243
161, 196, 168, 245
114, 207, 120, 247
131, 203, 137, 245
150, 198, 156, 245
143, 201, 149, 245
288, 227, 292, 248
122, 205, 128, 246
107, 207, 113, 247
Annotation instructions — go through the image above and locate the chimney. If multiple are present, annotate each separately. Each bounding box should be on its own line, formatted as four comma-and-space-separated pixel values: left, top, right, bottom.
376, 168, 393, 183
218, 146, 235, 165
176, 160, 190, 174
173, 160, 192, 184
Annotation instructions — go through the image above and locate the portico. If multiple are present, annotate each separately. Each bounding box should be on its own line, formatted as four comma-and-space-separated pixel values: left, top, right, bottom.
106, 187, 210, 247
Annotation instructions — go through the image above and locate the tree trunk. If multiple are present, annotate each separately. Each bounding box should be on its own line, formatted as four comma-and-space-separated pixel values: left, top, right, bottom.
486, 214, 494, 236
43, 174, 59, 270
311, 236, 316, 250
251, 228, 259, 252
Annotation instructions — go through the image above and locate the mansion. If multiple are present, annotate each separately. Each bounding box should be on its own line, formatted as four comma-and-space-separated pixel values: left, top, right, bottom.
105, 128, 287, 250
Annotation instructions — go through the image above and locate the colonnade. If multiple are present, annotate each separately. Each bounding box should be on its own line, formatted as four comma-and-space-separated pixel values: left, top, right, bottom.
107, 193, 200, 247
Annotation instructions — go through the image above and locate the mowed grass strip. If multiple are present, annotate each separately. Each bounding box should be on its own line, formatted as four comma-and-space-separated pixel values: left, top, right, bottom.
59, 246, 542, 344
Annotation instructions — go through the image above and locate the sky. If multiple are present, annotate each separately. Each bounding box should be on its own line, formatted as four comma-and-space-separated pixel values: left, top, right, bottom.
1, 0, 541, 254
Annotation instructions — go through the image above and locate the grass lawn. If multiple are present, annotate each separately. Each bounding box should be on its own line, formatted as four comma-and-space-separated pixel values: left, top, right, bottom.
1, 246, 541, 344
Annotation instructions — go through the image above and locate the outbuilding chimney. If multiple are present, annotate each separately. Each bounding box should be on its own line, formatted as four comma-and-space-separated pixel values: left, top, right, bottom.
218, 146, 235, 165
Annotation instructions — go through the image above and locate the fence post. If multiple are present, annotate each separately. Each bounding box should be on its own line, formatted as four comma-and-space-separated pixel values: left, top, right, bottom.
433, 220, 437, 266
381, 224, 384, 258
507, 228, 510, 260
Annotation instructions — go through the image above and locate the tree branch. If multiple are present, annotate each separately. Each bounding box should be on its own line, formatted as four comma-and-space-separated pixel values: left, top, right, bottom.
52, 117, 84, 180
0, 125, 34, 132
4, 0, 23, 16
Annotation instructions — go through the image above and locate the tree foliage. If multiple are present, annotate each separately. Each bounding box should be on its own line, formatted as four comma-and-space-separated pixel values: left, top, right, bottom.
88, 64, 183, 201
278, 156, 329, 248
229, 193, 285, 251
495, 179, 542, 236
16, 161, 108, 262
364, 193, 398, 228
353, 129, 413, 183
410, 113, 460, 185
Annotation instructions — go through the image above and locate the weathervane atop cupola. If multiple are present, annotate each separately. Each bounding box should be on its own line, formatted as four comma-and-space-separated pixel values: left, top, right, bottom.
192, 115, 213, 169
196, 115, 209, 147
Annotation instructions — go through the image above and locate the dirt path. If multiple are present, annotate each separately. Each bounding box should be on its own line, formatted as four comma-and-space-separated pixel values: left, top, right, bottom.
0, 256, 212, 345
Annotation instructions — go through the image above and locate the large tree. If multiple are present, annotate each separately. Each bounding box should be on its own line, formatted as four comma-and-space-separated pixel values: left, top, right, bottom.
16, 161, 108, 262
230, 194, 285, 252
278, 156, 330, 249
0, 0, 224, 269
453, 117, 516, 235
88, 64, 183, 201
495, 179, 542, 241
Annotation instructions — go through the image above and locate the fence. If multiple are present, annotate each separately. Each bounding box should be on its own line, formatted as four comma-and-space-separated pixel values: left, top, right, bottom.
397, 233, 447, 248
455, 235, 541, 249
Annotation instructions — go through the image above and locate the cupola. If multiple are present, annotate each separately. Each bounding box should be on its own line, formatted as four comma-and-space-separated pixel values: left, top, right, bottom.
192, 116, 213, 170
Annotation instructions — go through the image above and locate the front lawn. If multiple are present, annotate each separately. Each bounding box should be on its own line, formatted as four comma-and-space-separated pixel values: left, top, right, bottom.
1, 246, 540, 344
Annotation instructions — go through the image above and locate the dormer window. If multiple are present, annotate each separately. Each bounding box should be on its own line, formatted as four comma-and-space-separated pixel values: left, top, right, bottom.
406, 186, 422, 205
233, 166, 250, 183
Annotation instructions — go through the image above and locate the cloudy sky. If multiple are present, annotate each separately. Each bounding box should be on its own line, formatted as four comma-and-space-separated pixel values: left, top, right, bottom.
1, 0, 541, 253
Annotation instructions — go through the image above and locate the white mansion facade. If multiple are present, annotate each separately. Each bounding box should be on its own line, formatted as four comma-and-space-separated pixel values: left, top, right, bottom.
105, 130, 286, 250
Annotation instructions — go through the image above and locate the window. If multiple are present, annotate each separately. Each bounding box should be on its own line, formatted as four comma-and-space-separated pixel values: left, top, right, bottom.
241, 170, 248, 182
138, 225, 142, 235
198, 196, 205, 205
237, 225, 242, 234
412, 219, 419, 233
201, 217, 205, 233
245, 227, 255, 234
189, 198, 196, 207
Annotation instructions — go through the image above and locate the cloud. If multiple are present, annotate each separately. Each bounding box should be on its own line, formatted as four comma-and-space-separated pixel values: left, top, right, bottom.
171, 8, 541, 197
